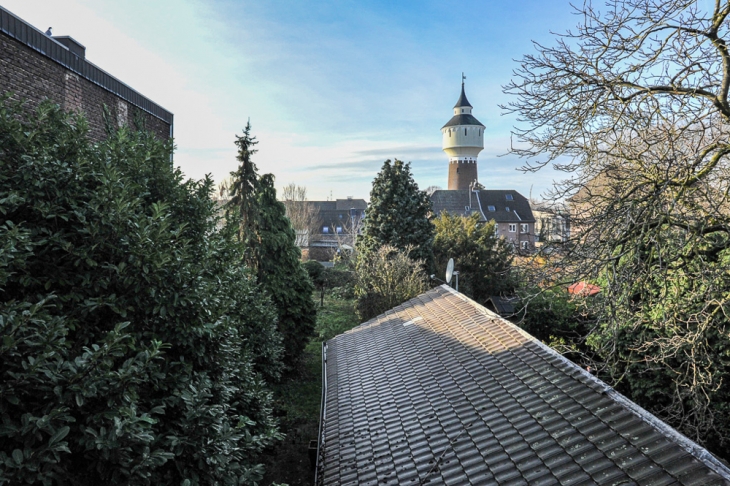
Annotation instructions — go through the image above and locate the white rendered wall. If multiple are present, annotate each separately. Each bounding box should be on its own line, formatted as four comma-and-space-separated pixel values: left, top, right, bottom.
442, 126, 484, 159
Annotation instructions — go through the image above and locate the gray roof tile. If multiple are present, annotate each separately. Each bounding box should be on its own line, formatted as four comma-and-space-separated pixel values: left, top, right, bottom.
316, 286, 730, 485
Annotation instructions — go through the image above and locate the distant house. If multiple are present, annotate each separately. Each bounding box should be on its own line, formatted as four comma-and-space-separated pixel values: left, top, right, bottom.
0, 6, 173, 142
532, 203, 571, 247
569, 281, 601, 297
315, 285, 730, 485
289, 197, 367, 261
430, 188, 536, 251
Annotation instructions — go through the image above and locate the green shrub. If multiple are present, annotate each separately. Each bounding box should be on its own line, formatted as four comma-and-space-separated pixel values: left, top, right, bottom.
354, 245, 429, 321
0, 100, 282, 485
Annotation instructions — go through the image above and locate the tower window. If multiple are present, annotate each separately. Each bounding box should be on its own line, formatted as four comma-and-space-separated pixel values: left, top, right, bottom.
464, 128, 467, 136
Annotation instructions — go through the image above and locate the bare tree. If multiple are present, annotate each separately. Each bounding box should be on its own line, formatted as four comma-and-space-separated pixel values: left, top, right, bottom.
280, 183, 322, 247
333, 210, 365, 263
505, 0, 730, 455
424, 185, 442, 196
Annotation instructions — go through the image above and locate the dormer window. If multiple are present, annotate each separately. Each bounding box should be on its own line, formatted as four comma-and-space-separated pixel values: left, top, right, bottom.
505, 194, 513, 201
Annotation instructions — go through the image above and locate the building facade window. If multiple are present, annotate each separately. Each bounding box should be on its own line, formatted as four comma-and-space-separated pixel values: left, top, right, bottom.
520, 223, 528, 233
336, 226, 342, 234
509, 224, 516, 232
521, 240, 528, 250
323, 226, 329, 234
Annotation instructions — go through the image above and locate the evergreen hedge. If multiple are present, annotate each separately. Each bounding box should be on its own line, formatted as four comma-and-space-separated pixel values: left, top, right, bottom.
0, 100, 283, 485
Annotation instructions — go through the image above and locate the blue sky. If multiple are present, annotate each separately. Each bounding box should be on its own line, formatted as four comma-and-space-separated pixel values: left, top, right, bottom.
4, 0, 578, 201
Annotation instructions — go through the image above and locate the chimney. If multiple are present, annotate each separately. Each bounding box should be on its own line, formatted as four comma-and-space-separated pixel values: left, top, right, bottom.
52, 36, 86, 58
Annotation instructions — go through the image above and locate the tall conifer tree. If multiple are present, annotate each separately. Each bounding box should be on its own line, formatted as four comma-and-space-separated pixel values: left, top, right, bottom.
226, 122, 259, 266
357, 159, 434, 267
227, 127, 316, 365
254, 174, 316, 365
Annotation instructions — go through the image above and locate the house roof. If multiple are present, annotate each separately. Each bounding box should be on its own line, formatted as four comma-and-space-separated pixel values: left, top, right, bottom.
487, 295, 519, 316
316, 285, 730, 486
569, 282, 601, 297
441, 113, 485, 129
431, 189, 535, 223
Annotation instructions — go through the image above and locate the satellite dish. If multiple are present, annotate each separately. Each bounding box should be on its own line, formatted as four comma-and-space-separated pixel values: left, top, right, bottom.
445, 258, 454, 285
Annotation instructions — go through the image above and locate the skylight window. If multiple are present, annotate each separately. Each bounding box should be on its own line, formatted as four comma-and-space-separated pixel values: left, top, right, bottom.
505, 206, 510, 212
505, 194, 514, 201
488, 205, 496, 212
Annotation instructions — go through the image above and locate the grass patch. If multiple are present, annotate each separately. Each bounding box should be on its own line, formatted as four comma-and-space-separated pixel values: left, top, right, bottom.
262, 293, 360, 485
314, 294, 359, 342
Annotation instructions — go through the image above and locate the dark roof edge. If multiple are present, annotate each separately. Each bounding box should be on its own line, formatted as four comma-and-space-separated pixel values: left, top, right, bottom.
314, 341, 328, 486
0, 6, 173, 125
440, 284, 730, 480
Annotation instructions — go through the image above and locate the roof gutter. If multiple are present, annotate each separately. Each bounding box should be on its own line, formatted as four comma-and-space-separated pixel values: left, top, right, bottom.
314, 342, 328, 485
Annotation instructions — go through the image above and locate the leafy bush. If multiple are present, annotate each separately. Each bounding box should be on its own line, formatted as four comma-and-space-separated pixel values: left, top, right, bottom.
303, 260, 325, 288
0, 100, 283, 485
354, 245, 429, 321
433, 212, 514, 304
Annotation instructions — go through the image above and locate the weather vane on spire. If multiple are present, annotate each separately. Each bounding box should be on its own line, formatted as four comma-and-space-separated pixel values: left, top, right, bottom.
462, 72, 466, 85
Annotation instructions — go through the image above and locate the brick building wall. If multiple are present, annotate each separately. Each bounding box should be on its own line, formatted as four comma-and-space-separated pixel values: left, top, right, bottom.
0, 8, 172, 142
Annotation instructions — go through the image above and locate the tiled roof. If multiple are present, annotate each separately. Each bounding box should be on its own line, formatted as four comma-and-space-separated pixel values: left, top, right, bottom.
431, 189, 535, 223
487, 295, 518, 316
316, 286, 730, 486
307, 199, 367, 212
441, 114, 484, 129
335, 199, 367, 210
